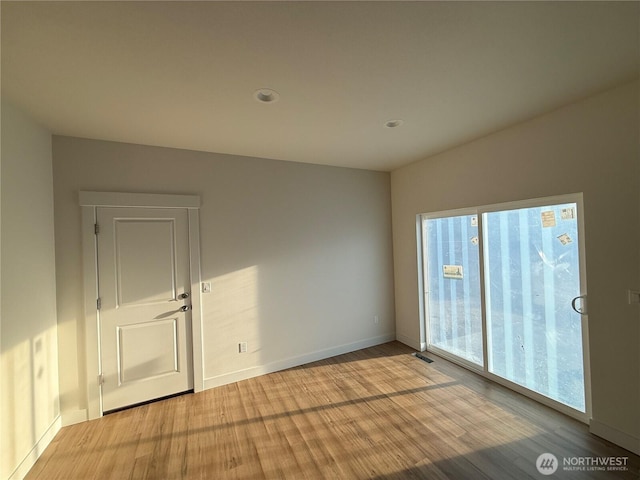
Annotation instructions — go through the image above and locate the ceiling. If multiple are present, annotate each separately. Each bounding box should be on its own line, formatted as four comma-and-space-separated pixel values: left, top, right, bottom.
2, 1, 638, 172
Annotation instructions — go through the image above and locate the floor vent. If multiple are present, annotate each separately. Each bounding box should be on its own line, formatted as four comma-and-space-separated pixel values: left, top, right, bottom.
412, 352, 434, 363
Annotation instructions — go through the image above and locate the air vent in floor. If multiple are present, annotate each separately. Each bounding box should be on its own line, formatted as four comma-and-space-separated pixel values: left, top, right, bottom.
412, 352, 434, 363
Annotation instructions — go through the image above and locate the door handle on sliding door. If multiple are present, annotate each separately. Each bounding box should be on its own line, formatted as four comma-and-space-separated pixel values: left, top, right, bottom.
571, 295, 587, 315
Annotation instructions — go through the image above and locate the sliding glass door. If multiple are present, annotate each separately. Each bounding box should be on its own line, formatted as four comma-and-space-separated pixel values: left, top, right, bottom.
422, 195, 589, 418
423, 213, 483, 367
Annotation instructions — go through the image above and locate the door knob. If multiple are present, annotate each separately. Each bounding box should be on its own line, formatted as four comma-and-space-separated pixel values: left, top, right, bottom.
180, 305, 191, 312
179, 293, 190, 299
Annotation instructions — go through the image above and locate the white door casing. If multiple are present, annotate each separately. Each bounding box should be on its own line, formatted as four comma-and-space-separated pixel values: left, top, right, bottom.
81, 192, 203, 419
97, 207, 193, 412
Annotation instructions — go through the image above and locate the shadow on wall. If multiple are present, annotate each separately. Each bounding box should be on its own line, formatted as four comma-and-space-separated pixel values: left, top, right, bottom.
1, 326, 60, 479
206, 265, 261, 374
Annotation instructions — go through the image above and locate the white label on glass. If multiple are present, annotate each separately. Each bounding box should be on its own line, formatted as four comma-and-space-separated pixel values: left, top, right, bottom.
541, 211, 556, 228
443, 265, 463, 279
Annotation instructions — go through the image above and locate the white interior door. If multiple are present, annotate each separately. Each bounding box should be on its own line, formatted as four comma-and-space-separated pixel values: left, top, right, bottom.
97, 207, 193, 412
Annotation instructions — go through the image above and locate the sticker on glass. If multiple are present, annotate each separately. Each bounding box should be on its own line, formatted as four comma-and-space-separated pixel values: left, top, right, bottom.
557, 233, 572, 246
443, 265, 463, 279
541, 211, 556, 228
470, 216, 478, 227
561, 207, 576, 220
470, 236, 479, 246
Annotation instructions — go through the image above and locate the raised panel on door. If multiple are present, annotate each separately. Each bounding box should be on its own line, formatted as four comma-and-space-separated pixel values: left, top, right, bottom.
117, 318, 179, 384
97, 207, 193, 412
115, 219, 178, 307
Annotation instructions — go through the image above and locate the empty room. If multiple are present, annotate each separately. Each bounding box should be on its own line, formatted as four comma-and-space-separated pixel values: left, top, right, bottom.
1, 2, 639, 479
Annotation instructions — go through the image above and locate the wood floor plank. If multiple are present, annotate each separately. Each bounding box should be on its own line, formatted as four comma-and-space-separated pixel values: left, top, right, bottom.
25, 342, 639, 479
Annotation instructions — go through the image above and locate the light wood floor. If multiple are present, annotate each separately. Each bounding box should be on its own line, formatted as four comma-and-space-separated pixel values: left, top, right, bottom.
27, 342, 639, 479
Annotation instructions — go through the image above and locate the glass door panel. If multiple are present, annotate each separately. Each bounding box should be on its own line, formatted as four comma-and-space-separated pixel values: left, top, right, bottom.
424, 214, 483, 366
483, 203, 585, 412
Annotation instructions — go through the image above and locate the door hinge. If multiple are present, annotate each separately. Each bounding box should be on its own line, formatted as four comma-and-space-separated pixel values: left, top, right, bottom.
97, 298, 102, 310
98, 373, 104, 386
94, 223, 100, 235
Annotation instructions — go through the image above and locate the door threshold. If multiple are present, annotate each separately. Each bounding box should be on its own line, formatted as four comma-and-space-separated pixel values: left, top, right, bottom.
104, 389, 194, 415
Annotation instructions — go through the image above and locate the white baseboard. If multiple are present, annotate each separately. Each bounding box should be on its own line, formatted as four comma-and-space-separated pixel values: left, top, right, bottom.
9, 415, 61, 480
590, 418, 640, 455
61, 409, 87, 427
395, 333, 424, 351
204, 333, 396, 390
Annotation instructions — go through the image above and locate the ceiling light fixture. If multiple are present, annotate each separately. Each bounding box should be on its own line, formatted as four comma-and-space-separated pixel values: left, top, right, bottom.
254, 88, 280, 104
384, 119, 404, 128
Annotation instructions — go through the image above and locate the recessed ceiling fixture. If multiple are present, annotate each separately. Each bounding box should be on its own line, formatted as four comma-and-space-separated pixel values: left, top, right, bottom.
254, 88, 280, 104
384, 119, 404, 128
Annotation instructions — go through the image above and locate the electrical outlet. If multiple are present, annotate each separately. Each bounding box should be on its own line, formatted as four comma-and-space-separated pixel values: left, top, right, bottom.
239, 342, 248, 353
202, 282, 212, 294
374, 315, 379, 324
628, 290, 640, 304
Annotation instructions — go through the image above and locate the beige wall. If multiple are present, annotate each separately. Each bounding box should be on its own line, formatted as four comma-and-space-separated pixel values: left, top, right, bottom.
1, 101, 60, 479
391, 81, 640, 453
52, 138, 395, 421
